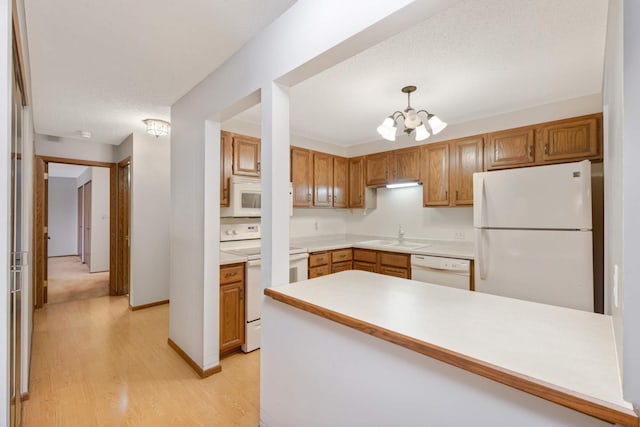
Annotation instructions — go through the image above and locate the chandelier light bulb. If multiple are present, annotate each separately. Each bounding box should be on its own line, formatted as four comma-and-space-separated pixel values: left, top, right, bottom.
415, 124, 430, 141
143, 119, 170, 138
427, 114, 447, 135
377, 117, 397, 141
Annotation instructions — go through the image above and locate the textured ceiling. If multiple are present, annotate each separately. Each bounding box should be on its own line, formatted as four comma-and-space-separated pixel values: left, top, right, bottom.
233, 0, 608, 146
24, 0, 296, 145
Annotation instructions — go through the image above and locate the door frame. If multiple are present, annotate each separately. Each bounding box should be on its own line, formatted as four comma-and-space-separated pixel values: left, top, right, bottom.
33, 155, 119, 308
116, 157, 131, 296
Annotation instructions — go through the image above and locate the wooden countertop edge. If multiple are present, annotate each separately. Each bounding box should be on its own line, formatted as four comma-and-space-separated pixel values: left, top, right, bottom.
264, 287, 639, 427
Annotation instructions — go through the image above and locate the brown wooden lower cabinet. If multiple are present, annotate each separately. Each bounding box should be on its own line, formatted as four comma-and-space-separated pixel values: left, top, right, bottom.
353, 248, 411, 278
331, 261, 352, 273
309, 265, 330, 278
220, 263, 245, 357
353, 261, 376, 272
309, 248, 353, 278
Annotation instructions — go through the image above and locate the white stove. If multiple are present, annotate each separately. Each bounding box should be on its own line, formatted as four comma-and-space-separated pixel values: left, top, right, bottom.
220, 218, 308, 352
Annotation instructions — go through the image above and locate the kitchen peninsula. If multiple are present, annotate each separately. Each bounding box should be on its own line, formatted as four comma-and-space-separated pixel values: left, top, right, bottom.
260, 271, 637, 427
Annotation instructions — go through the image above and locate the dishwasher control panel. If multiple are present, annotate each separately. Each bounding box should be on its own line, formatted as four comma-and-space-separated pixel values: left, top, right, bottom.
411, 255, 470, 272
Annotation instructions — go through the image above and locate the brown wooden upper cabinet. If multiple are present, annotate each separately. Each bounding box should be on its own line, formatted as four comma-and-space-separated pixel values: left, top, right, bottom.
451, 136, 484, 206
422, 142, 450, 207
291, 147, 313, 207
422, 135, 484, 207
313, 152, 334, 207
486, 114, 602, 170
486, 126, 535, 170
348, 156, 366, 208
365, 147, 420, 187
232, 134, 261, 177
220, 131, 233, 207
540, 115, 600, 163
333, 156, 349, 208
365, 152, 390, 186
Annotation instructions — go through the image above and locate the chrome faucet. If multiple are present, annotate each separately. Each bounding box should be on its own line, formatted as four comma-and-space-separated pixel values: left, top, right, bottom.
398, 224, 405, 242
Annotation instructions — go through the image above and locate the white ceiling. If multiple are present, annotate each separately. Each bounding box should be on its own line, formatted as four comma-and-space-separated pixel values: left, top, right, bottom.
233, 0, 608, 146
24, 0, 296, 145
48, 163, 88, 178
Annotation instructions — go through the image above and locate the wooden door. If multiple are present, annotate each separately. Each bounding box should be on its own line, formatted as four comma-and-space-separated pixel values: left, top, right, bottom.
313, 152, 333, 207
451, 136, 484, 206
332, 156, 348, 208
220, 282, 245, 354
486, 127, 535, 170
365, 152, 389, 186
117, 160, 131, 295
541, 116, 599, 162
43, 162, 48, 304
77, 186, 83, 256
422, 143, 450, 207
220, 131, 233, 206
348, 157, 365, 208
392, 147, 420, 182
232, 135, 261, 177
83, 181, 92, 268
290, 147, 313, 207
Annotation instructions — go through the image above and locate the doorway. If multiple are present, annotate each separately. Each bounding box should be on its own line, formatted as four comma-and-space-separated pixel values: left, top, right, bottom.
33, 156, 129, 308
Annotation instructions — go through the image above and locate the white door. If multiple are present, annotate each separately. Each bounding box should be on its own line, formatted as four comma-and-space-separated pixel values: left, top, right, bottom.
475, 229, 593, 311
474, 161, 592, 229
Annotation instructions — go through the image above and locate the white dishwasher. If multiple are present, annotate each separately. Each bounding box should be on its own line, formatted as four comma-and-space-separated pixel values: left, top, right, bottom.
410, 255, 471, 290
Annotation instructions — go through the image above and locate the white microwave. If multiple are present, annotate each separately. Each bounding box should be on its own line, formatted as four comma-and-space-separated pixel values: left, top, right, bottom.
221, 176, 293, 218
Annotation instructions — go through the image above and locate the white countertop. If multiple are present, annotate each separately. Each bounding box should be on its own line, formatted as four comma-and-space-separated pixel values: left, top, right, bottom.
291, 234, 474, 259
268, 270, 632, 414
220, 251, 247, 265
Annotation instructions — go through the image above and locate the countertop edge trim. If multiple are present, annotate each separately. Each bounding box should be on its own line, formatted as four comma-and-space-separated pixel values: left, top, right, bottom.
264, 287, 638, 427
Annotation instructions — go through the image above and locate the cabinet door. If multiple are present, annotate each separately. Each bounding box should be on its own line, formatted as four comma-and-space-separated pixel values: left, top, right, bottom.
353, 261, 376, 272
451, 136, 484, 206
331, 261, 352, 273
291, 147, 313, 207
220, 282, 245, 354
541, 116, 599, 162
486, 127, 535, 170
378, 266, 410, 279
422, 143, 450, 207
333, 156, 349, 208
309, 265, 330, 278
365, 152, 390, 186
392, 147, 420, 182
220, 131, 233, 207
232, 135, 261, 177
313, 152, 334, 207
348, 157, 365, 208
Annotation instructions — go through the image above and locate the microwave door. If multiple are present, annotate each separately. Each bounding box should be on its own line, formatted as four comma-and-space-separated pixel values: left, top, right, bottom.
242, 192, 261, 209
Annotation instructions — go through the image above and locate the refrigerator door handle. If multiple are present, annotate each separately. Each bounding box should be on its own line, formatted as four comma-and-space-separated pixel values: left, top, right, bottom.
477, 229, 488, 280
474, 175, 488, 227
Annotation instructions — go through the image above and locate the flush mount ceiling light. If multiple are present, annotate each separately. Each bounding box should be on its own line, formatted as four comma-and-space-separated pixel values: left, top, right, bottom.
143, 119, 170, 138
376, 86, 447, 142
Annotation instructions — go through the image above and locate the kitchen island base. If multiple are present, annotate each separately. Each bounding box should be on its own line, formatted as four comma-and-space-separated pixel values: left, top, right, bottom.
260, 298, 614, 427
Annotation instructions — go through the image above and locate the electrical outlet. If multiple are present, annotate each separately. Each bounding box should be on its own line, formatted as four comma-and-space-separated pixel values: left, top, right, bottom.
454, 231, 465, 240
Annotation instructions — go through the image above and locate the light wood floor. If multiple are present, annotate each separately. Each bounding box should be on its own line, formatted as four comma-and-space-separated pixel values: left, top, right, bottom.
47, 256, 109, 304
23, 296, 260, 426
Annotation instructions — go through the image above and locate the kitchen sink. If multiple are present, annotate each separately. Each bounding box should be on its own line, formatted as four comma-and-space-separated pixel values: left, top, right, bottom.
358, 239, 430, 250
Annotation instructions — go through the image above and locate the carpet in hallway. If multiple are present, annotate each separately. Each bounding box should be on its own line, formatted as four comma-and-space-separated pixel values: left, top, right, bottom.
47, 256, 109, 304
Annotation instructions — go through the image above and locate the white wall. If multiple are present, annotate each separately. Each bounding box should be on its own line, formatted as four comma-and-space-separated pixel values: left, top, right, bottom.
129, 132, 170, 306
77, 167, 110, 272
172, 0, 451, 371
116, 133, 133, 162
290, 209, 348, 238
34, 133, 115, 163
621, 0, 640, 407
47, 177, 77, 256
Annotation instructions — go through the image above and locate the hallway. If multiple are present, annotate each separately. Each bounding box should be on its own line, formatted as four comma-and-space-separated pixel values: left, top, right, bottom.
23, 297, 260, 426
47, 256, 109, 304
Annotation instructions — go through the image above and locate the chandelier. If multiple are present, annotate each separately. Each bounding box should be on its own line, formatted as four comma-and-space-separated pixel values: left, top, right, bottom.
376, 86, 447, 142
143, 119, 170, 138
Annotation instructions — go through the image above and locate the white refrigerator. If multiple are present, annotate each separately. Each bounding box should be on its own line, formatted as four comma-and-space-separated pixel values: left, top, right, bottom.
473, 160, 594, 312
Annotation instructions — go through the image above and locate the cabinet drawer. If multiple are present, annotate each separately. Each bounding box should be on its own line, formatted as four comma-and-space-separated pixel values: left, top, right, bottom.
353, 249, 377, 263
353, 261, 376, 272
309, 252, 329, 267
309, 265, 329, 278
220, 264, 244, 285
378, 252, 410, 268
379, 265, 409, 279
331, 248, 352, 263
331, 261, 352, 273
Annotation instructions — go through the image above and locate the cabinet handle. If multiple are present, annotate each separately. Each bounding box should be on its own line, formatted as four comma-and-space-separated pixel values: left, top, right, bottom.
224, 272, 238, 279
239, 289, 244, 299
528, 144, 533, 157
307, 193, 311, 201
455, 190, 458, 200
445, 191, 448, 200
257, 161, 261, 172
359, 195, 362, 203
544, 143, 549, 155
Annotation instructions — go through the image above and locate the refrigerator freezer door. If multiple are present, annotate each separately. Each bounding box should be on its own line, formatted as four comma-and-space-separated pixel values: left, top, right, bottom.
474, 161, 592, 229
474, 229, 593, 311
